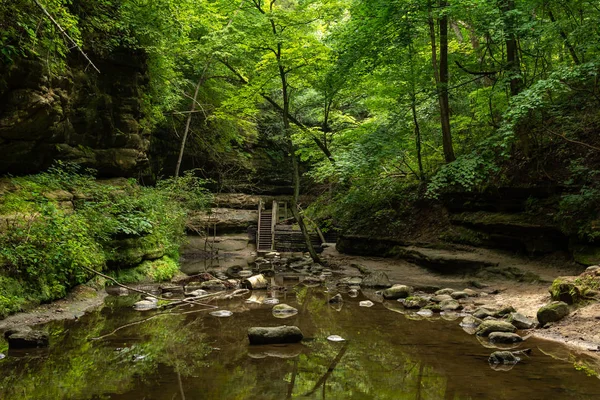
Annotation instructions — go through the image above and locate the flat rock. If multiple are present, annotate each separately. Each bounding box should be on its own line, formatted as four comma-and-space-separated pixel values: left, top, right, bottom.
431, 294, 453, 303
473, 307, 497, 319
200, 280, 227, 291
476, 320, 517, 337
248, 326, 303, 345
460, 315, 483, 327
463, 288, 478, 297
508, 312, 536, 329
361, 271, 392, 288
435, 288, 455, 295
450, 291, 469, 300
440, 299, 462, 311
488, 351, 520, 364
489, 332, 523, 344
7, 329, 49, 349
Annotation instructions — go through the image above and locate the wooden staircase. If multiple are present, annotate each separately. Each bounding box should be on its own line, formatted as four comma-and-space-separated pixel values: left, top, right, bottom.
257, 209, 273, 251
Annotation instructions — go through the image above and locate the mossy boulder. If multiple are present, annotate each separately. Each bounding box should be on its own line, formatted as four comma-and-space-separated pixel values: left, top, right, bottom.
403, 296, 429, 309
248, 326, 303, 345
382, 284, 413, 299
489, 332, 523, 344
537, 301, 569, 325
476, 320, 517, 337
549, 277, 582, 305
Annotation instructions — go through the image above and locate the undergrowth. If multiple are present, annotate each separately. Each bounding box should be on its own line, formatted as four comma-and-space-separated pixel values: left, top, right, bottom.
0, 163, 210, 318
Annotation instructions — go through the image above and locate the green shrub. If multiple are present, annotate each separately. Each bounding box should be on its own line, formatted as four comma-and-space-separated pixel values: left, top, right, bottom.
0, 163, 210, 317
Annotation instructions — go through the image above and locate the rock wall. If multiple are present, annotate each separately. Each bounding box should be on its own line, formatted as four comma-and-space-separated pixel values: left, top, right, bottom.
0, 51, 150, 177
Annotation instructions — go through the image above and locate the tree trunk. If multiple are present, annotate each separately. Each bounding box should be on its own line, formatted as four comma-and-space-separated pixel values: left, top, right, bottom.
499, 0, 522, 96
409, 42, 424, 180
278, 60, 321, 263
438, 0, 456, 162
547, 8, 580, 65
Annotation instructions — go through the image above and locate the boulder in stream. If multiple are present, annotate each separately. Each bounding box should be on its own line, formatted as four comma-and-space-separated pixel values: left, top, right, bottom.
248, 326, 303, 345
473, 307, 497, 319
382, 284, 413, 300
450, 291, 469, 300
5, 328, 49, 349
440, 299, 462, 311
200, 280, 227, 291
476, 320, 517, 337
537, 301, 569, 325
431, 294, 453, 303
489, 332, 524, 344
435, 288, 455, 295
488, 351, 520, 365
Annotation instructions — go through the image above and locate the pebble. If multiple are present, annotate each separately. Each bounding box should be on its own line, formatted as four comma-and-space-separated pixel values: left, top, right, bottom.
263, 298, 280, 305
210, 310, 233, 317
327, 335, 346, 342
359, 300, 374, 307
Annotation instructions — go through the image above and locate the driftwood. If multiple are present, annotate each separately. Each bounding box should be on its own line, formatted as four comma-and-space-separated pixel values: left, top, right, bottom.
33, 0, 100, 73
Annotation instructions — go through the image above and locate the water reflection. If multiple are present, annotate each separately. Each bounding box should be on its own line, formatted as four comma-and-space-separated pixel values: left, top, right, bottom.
0, 286, 600, 399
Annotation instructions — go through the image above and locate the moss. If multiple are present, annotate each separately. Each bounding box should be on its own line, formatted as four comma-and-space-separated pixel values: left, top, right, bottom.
110, 256, 179, 284
571, 244, 600, 266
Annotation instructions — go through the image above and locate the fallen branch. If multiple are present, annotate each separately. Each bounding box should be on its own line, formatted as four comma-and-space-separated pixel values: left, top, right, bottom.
33, 0, 100, 73
79, 264, 214, 308
544, 128, 600, 152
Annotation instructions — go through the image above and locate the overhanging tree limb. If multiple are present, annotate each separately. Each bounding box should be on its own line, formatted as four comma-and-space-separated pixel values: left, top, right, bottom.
33, 0, 100, 74
219, 59, 335, 162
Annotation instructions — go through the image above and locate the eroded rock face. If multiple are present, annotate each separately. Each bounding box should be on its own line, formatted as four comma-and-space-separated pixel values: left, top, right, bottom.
0, 54, 150, 177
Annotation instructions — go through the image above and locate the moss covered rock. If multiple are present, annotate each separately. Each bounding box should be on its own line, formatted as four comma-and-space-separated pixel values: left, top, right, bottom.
537, 301, 569, 325
476, 320, 517, 337
549, 277, 582, 305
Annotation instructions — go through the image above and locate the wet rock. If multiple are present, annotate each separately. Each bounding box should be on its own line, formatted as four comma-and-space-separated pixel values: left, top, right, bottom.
476, 320, 517, 337
382, 284, 414, 300
431, 294, 453, 303
248, 326, 303, 345
423, 303, 442, 313
460, 315, 483, 327
416, 309, 434, 317
210, 310, 233, 317
463, 288, 478, 297
134, 299, 158, 310
6, 329, 49, 349
226, 265, 244, 278
494, 306, 516, 318
435, 288, 455, 295
360, 271, 392, 288
537, 301, 569, 326
488, 351, 520, 364
186, 289, 209, 297
489, 332, 524, 344
238, 270, 253, 278
440, 299, 462, 311
160, 284, 184, 295
450, 291, 469, 300
272, 304, 298, 318
263, 298, 280, 305
403, 296, 429, 309
327, 335, 345, 342
329, 294, 343, 304
473, 307, 497, 319
242, 274, 268, 290
359, 300, 374, 307
348, 289, 359, 298
200, 280, 227, 291
508, 312, 536, 330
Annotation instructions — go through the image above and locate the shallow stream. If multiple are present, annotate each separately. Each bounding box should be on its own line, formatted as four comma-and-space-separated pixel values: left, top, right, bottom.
1, 279, 600, 399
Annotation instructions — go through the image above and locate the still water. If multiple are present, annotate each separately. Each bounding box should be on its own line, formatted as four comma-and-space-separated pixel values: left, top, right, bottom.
1, 283, 600, 399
